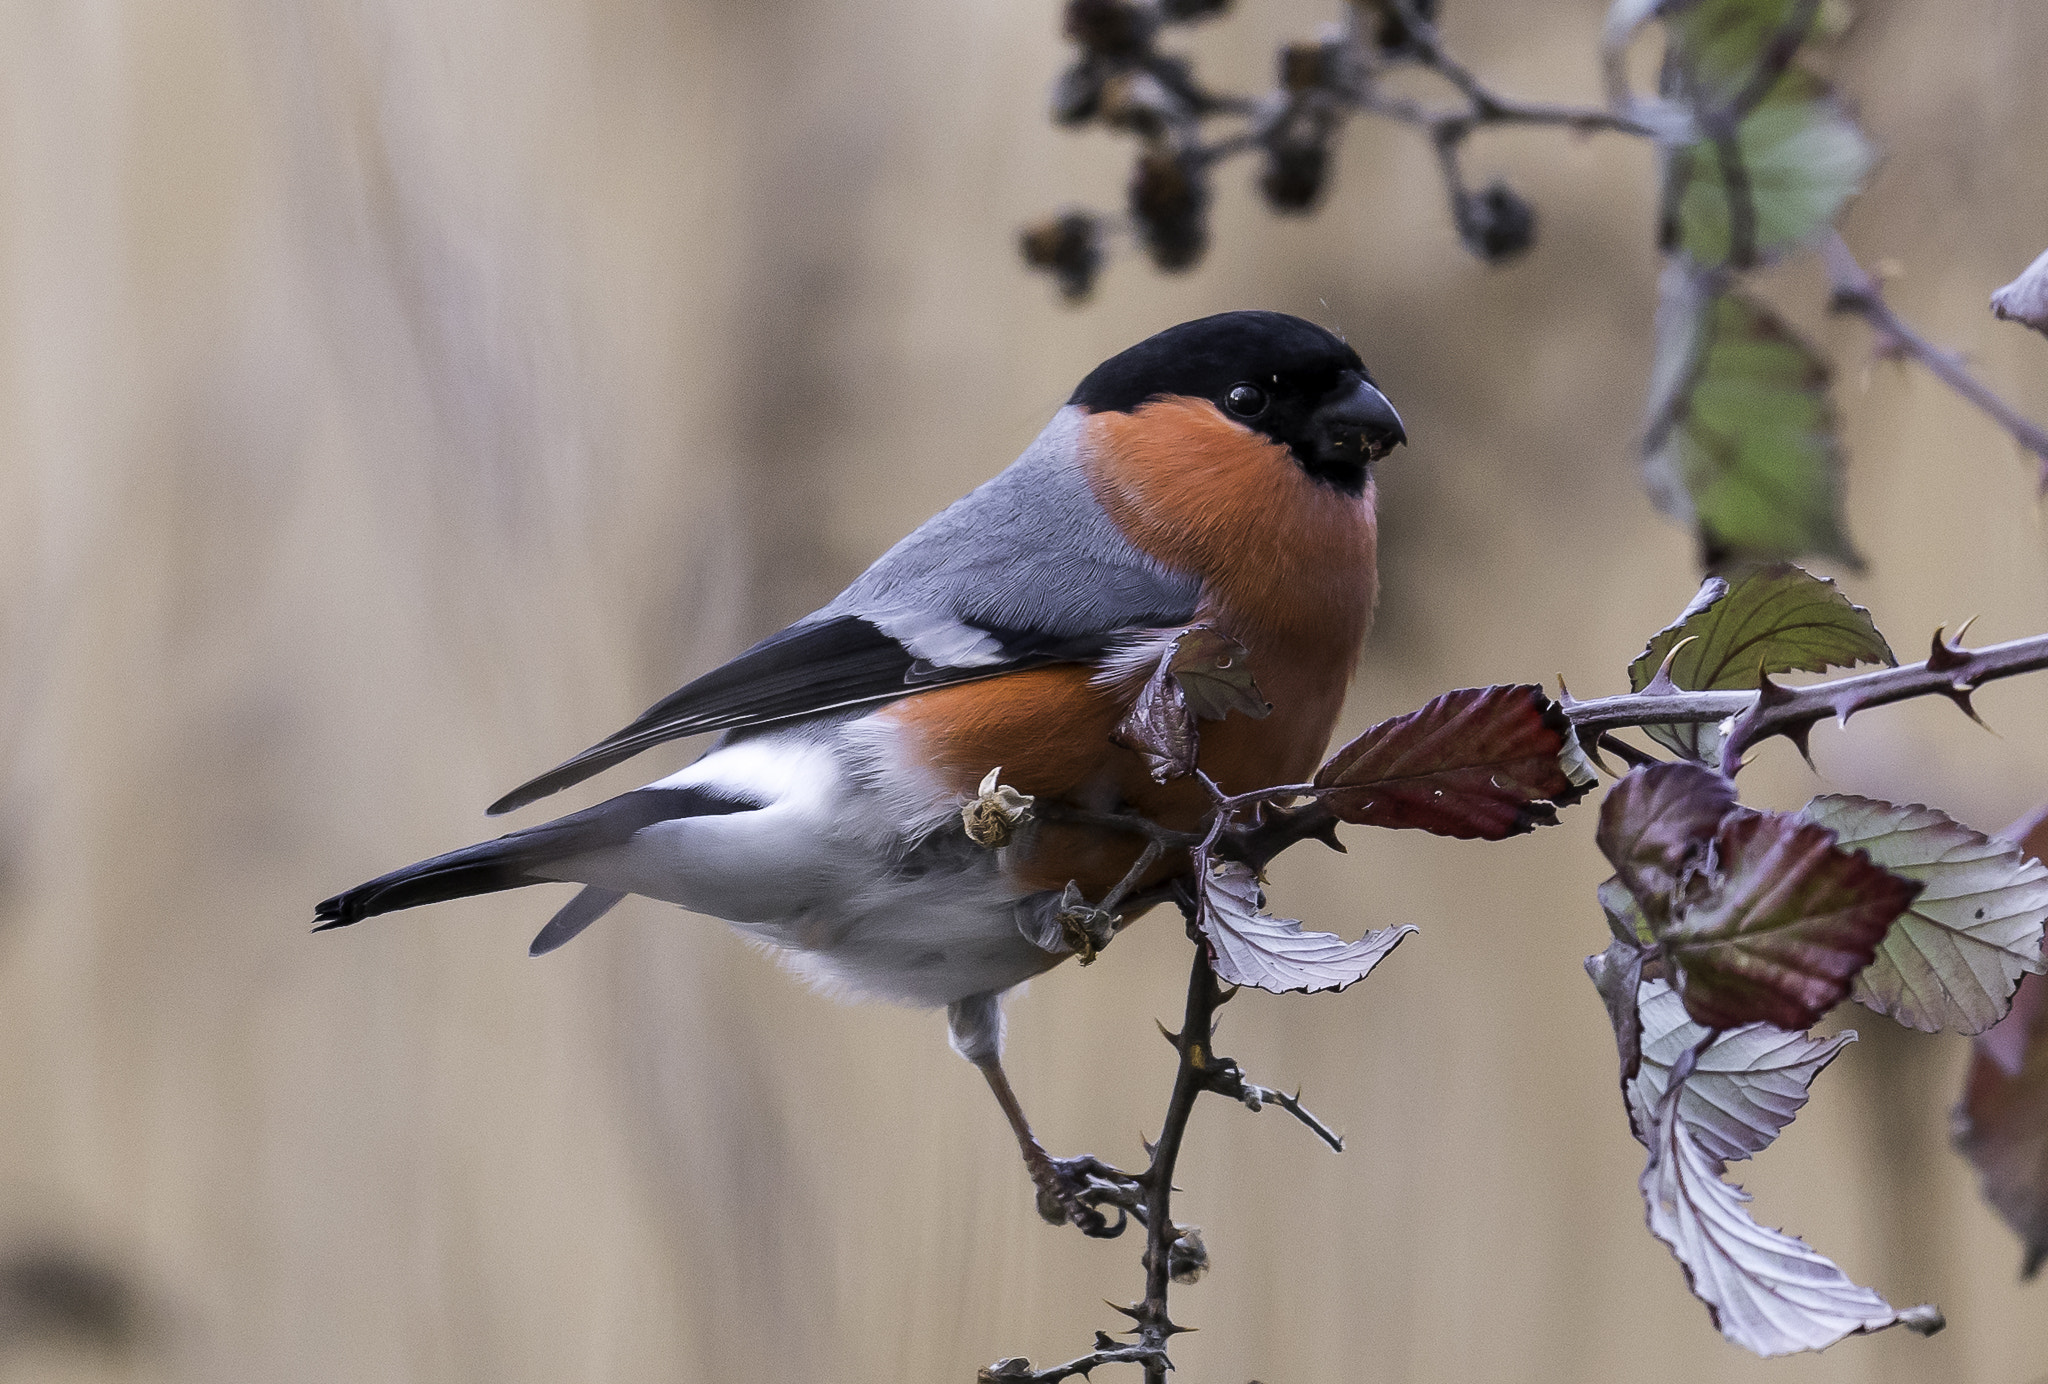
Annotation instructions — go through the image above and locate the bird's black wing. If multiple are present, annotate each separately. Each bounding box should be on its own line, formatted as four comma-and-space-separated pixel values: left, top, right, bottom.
485, 615, 1067, 815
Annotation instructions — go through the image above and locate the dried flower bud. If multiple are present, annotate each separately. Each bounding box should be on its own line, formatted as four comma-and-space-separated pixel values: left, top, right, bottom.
1279, 39, 1337, 91
1456, 180, 1536, 262
1064, 0, 1156, 59
1160, 0, 1232, 20
1097, 69, 1186, 138
1371, 0, 1440, 56
962, 767, 1035, 847
1019, 212, 1104, 301
1055, 881, 1119, 964
1260, 136, 1329, 212
979, 1360, 1035, 1382
1167, 1225, 1210, 1284
1050, 58, 1106, 125
1130, 149, 1209, 271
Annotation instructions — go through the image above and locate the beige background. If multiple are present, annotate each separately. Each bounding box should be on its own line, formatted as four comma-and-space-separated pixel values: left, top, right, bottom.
4, 1, 2048, 1380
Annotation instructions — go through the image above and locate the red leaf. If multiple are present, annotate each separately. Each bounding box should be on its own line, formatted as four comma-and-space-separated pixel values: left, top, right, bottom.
1112, 626, 1269, 782
1596, 762, 1740, 924
1662, 811, 1922, 1031
1955, 802, 2048, 1277
1312, 685, 1588, 840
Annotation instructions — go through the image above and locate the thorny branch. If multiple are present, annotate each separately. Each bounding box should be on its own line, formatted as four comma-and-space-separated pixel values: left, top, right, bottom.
1822, 232, 2048, 489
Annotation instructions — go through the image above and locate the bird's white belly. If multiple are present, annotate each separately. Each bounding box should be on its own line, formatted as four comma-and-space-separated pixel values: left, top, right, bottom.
540, 730, 1063, 1008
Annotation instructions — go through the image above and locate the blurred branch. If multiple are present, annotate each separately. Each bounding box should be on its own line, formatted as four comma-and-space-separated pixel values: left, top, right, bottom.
1823, 232, 2048, 489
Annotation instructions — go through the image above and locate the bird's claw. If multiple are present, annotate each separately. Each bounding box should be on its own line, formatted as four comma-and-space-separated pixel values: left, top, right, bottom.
1028, 1153, 1145, 1238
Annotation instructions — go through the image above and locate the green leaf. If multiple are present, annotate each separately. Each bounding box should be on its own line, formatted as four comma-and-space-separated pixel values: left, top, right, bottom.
1798, 796, 2048, 1034
1655, 809, 1922, 1031
1644, 269, 1861, 569
1629, 977, 1854, 1161
1665, 0, 1817, 99
1627, 563, 1893, 760
1313, 685, 1589, 840
1668, 82, 1873, 268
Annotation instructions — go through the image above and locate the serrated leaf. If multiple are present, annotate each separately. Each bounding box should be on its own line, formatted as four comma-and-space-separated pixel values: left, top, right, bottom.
1643, 270, 1860, 569
1629, 978, 1854, 1161
1658, 809, 1922, 1030
1112, 625, 1270, 782
1196, 860, 1414, 995
1587, 938, 1649, 1094
1798, 796, 2048, 1034
1313, 685, 1588, 840
1642, 1068, 1938, 1356
1958, 973, 2048, 1277
1596, 761, 1740, 926
1667, 78, 1874, 268
1628, 564, 1894, 760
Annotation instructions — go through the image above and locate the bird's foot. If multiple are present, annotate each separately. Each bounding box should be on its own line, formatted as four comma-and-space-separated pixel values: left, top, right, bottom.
1025, 1150, 1145, 1238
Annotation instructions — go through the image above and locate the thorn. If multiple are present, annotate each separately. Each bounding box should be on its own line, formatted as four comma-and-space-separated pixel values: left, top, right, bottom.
1105, 1300, 1144, 1322
1947, 685, 1993, 732
1643, 636, 1698, 697
1156, 1019, 1181, 1047
1556, 672, 1575, 705
1754, 668, 1798, 707
1928, 625, 1973, 674
1783, 720, 1817, 771
1140, 1134, 1157, 1159
1093, 1331, 1119, 1351
1308, 817, 1348, 853
1581, 735, 1616, 777
1956, 613, 1980, 644
1160, 1319, 1198, 1337
1215, 984, 1241, 1006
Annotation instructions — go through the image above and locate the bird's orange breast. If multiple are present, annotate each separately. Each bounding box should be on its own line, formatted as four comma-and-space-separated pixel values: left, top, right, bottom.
879, 397, 1379, 899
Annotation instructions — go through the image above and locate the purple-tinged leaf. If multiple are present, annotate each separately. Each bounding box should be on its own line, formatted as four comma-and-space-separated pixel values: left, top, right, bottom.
1596, 761, 1740, 924
1659, 811, 1922, 1031
1197, 861, 1414, 995
1991, 246, 2048, 338
1642, 1068, 1942, 1356
1799, 796, 2048, 1034
1957, 972, 2048, 1277
1953, 802, 2048, 1276
1586, 938, 1648, 1096
1627, 565, 1893, 762
1629, 978, 1854, 1163
1113, 625, 1270, 782
1313, 685, 1588, 840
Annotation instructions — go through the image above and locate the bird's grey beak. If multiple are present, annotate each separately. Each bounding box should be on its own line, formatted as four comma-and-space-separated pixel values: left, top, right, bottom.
1312, 374, 1406, 465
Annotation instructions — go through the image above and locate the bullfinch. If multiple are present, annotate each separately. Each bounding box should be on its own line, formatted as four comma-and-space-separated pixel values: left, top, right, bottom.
315, 309, 1405, 1227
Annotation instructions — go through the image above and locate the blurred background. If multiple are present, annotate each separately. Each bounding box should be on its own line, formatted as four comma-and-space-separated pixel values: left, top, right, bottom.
4, 0, 2048, 1380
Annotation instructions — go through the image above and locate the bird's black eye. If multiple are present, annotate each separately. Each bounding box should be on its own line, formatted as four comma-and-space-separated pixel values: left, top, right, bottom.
1224, 383, 1267, 417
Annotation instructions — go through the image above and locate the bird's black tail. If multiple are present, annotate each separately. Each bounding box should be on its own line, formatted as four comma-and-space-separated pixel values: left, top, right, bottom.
313, 785, 755, 931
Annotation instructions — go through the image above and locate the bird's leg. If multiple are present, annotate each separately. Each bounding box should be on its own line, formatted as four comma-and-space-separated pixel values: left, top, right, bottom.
976, 1055, 1143, 1239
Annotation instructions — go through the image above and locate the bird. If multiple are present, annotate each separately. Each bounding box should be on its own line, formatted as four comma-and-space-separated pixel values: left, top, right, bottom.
314, 309, 1405, 1230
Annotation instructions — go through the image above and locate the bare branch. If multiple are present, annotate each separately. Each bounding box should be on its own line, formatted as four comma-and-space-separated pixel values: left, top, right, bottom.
1559, 630, 2048, 774
1822, 232, 2048, 488
979, 1343, 1170, 1383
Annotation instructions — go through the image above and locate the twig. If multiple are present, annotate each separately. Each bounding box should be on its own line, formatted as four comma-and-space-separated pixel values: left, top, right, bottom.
1822, 232, 2048, 487
1200, 1052, 1347, 1152
1129, 925, 1221, 1383
979, 1342, 1168, 1383
1556, 629, 2048, 774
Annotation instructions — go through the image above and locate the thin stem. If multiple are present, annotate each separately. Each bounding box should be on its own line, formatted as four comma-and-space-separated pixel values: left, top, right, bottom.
1822, 232, 2048, 485
1135, 928, 1221, 1382
1556, 630, 2048, 773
